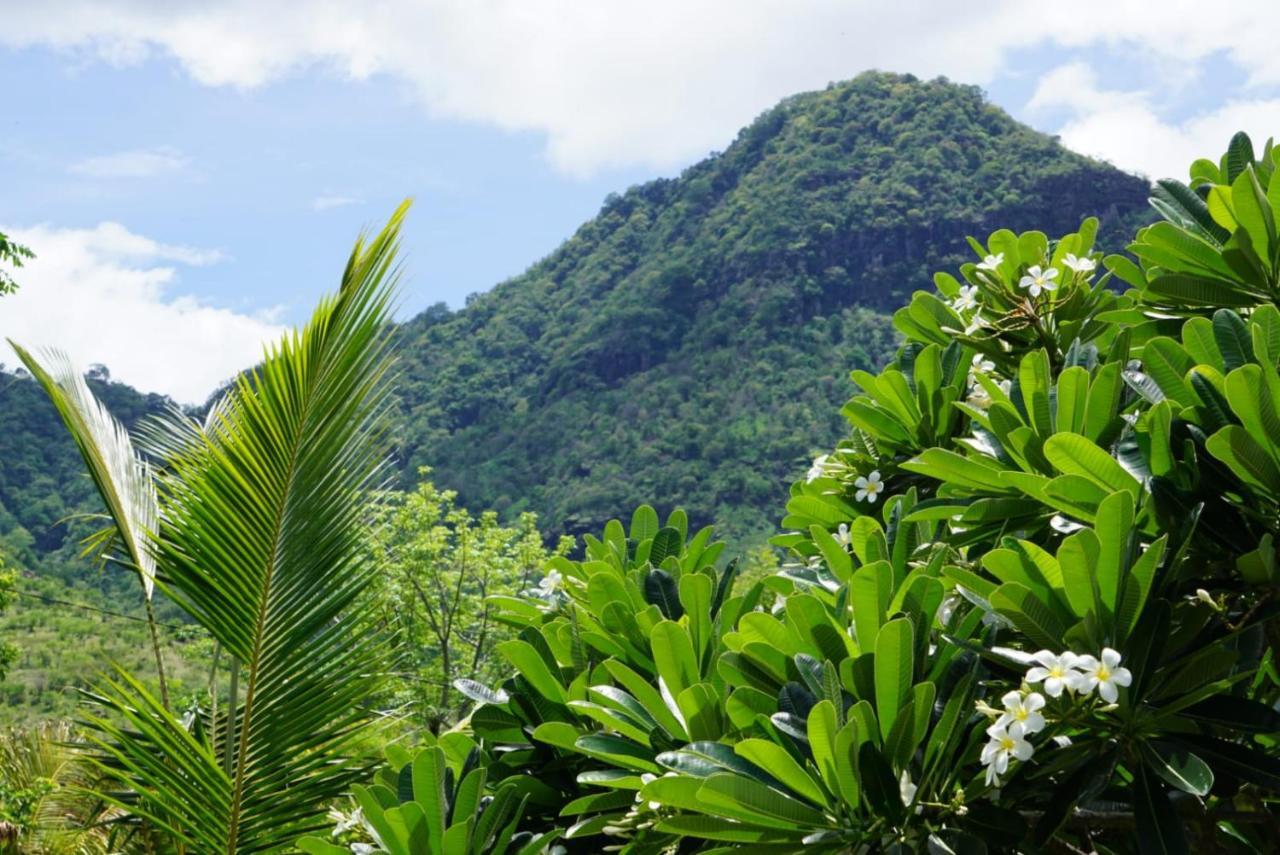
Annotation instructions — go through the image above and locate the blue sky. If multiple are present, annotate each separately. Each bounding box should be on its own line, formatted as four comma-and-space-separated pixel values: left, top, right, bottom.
1, 1, 1277, 401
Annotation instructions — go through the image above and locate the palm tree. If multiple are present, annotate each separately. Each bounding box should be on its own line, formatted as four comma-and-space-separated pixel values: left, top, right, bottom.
9, 202, 410, 852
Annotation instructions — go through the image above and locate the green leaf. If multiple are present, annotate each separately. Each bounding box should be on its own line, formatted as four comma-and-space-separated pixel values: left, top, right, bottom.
649, 526, 684, 566
990, 583, 1068, 650
697, 773, 830, 830
630, 505, 660, 542
644, 569, 684, 620
1043, 433, 1141, 498
1206, 425, 1280, 493
1143, 742, 1213, 797
874, 618, 914, 739
651, 620, 699, 697
734, 739, 827, 807
497, 640, 566, 703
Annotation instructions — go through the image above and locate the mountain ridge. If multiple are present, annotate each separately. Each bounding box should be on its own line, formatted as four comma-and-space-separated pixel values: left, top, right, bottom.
1, 71, 1154, 580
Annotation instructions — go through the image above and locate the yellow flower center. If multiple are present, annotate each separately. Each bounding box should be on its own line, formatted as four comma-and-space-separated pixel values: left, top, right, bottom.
1097, 665, 1110, 682
1014, 708, 1028, 721
999, 736, 1016, 751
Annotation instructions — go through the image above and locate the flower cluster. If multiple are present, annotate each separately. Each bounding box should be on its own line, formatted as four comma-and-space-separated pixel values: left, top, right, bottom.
979, 648, 1132, 786
1027, 648, 1131, 703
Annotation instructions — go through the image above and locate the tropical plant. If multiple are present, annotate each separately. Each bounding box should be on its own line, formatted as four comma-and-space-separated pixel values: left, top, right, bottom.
297, 735, 560, 855
0, 722, 164, 855
9, 203, 410, 852
426, 135, 1280, 853
367, 472, 573, 731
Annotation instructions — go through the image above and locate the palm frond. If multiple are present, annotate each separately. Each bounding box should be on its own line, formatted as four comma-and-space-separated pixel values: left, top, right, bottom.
6, 343, 158, 599
78, 201, 410, 853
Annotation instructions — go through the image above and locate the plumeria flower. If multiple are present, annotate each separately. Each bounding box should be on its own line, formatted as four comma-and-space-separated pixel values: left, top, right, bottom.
971, 353, 996, 376
1018, 265, 1059, 298
981, 721, 1033, 786
964, 312, 986, 335
1025, 650, 1082, 698
996, 690, 1046, 734
1063, 253, 1096, 274
953, 284, 979, 312
537, 569, 563, 596
977, 253, 1004, 272
1074, 648, 1132, 703
855, 470, 885, 503
806, 454, 830, 483
832, 522, 852, 549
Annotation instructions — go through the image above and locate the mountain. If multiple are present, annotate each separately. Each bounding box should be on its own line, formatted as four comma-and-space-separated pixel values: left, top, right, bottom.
389, 71, 1152, 540
1, 71, 1154, 578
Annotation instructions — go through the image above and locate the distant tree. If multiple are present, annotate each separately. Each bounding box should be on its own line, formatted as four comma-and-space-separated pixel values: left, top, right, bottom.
0, 552, 15, 682
367, 469, 573, 731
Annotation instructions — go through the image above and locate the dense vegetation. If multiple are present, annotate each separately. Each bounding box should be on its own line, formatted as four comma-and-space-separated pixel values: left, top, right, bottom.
392, 72, 1152, 541
8, 129, 1280, 853
0, 73, 1157, 724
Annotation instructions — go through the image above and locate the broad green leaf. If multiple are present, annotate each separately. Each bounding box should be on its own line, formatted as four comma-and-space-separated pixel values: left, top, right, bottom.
735, 739, 827, 806
874, 618, 914, 739
1043, 433, 1141, 498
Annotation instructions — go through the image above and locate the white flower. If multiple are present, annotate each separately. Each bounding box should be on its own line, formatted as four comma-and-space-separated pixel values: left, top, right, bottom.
537, 569, 563, 596
1074, 648, 1132, 703
351, 846, 375, 855
977, 253, 1004, 272
1018, 265, 1059, 298
806, 454, 830, 483
996, 690, 1046, 734
899, 771, 921, 813
832, 522, 851, 548
1025, 650, 1082, 698
964, 312, 986, 335
1051, 735, 1073, 749
855, 470, 885, 503
980, 721, 1033, 786
953, 284, 979, 312
1063, 253, 1096, 274
971, 353, 996, 375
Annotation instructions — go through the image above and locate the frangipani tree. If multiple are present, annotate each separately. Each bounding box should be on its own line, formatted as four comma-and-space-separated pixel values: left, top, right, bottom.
403, 136, 1280, 855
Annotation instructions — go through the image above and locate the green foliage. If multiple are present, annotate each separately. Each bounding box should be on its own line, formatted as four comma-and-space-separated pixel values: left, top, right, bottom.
0, 231, 33, 296
393, 134, 1280, 853
14, 204, 411, 852
390, 72, 1150, 544
297, 736, 559, 855
0, 552, 16, 682
368, 471, 572, 730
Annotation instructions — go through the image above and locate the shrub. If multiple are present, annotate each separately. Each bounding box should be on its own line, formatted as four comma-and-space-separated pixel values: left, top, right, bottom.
354, 134, 1280, 853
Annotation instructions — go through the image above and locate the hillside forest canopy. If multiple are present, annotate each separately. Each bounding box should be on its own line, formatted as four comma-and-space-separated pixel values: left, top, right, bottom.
5, 97, 1280, 854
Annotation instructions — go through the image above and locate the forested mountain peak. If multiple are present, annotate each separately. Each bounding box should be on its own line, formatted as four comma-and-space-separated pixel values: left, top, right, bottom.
390, 71, 1152, 539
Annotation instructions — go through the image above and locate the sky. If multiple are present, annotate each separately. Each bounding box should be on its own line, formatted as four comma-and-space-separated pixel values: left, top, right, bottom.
1, 0, 1278, 403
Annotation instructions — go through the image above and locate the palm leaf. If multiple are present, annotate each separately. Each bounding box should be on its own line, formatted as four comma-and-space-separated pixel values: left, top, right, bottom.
7, 343, 158, 599
66, 202, 409, 853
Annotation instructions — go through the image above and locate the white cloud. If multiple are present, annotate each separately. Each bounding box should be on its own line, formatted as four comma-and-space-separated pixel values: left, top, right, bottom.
0, 0, 1268, 176
1029, 62, 1280, 180
1, 222, 283, 403
69, 145, 190, 179
312, 194, 361, 211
